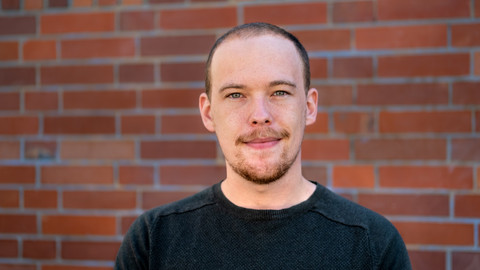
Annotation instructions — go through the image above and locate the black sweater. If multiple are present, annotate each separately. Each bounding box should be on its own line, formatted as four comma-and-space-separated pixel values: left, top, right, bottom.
115, 182, 411, 269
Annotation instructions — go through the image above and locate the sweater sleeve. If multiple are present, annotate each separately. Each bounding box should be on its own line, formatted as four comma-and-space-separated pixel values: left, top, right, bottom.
375, 224, 412, 270
115, 212, 155, 270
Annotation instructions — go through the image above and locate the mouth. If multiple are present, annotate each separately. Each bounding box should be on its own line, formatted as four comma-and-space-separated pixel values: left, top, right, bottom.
235, 127, 290, 149
244, 137, 282, 149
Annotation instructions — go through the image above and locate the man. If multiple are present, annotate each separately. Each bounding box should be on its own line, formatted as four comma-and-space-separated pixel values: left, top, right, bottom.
115, 22, 411, 269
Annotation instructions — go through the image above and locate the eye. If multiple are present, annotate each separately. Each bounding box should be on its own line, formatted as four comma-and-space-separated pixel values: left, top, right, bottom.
273, 90, 289, 96
227, 92, 243, 99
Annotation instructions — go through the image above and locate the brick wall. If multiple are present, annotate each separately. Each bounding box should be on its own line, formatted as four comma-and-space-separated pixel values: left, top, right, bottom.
0, 0, 479, 269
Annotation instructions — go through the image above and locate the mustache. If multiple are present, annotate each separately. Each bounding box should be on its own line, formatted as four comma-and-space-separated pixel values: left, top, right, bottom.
235, 127, 290, 146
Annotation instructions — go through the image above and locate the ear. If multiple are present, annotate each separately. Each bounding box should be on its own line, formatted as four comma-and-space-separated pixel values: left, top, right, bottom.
199, 93, 215, 132
305, 88, 318, 126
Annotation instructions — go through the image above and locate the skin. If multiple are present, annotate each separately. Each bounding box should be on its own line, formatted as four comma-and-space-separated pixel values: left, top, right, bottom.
199, 34, 318, 210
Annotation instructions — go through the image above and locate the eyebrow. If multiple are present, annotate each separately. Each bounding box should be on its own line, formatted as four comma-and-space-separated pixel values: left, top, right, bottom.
218, 80, 297, 93
269, 80, 296, 88
219, 83, 246, 93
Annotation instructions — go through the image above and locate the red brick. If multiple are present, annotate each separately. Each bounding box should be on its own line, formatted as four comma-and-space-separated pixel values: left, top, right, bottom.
302, 139, 350, 161
359, 193, 449, 216
160, 62, 204, 82
42, 215, 116, 235
150, 0, 182, 3
142, 89, 203, 108
0, 67, 35, 86
2, 0, 20, 9
41, 65, 114, 85
452, 23, 480, 47
119, 64, 154, 83
119, 166, 154, 185
333, 166, 374, 188
25, 91, 58, 111
44, 116, 115, 135
408, 250, 445, 270
379, 166, 473, 189
334, 112, 375, 134
0, 239, 17, 257
305, 112, 328, 134
316, 85, 353, 106
48, 0, 67, 7
63, 190, 136, 210
245, 3, 327, 25
43, 265, 111, 270
120, 10, 154, 31
356, 25, 447, 49
0, 141, 20, 159
333, 1, 374, 23
62, 241, 120, 260
0, 16, 36, 35
41, 166, 113, 185
62, 38, 135, 59
452, 139, 480, 161
98, 0, 114, 5
0, 166, 36, 184
477, 112, 480, 133
455, 195, 480, 217
477, 0, 480, 17
452, 252, 480, 270
41, 12, 115, 34
0, 116, 38, 135
333, 57, 373, 78
310, 58, 328, 79
61, 140, 135, 160
23, 40, 56, 61
293, 30, 350, 51
24, 190, 57, 208
25, 0, 43, 10
25, 141, 56, 160
380, 111, 471, 133
0, 264, 35, 270
142, 191, 195, 209
0, 93, 19, 111
476, 52, 480, 75
0, 41, 18, 60
63, 90, 136, 110
301, 166, 327, 186
141, 35, 215, 56
394, 221, 473, 245
160, 165, 225, 186
0, 215, 36, 233
0, 190, 19, 208
121, 216, 137, 234
453, 82, 480, 104
121, 115, 155, 134
160, 7, 236, 29
378, 53, 469, 77
141, 141, 216, 159
357, 83, 449, 105
355, 138, 446, 160
23, 240, 55, 259
161, 115, 209, 134
378, 0, 470, 20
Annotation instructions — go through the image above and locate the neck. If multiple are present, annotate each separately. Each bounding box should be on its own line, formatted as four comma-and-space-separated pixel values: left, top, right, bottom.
221, 160, 316, 210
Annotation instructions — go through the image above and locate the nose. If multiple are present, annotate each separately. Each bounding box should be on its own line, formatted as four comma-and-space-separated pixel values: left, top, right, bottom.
249, 97, 272, 126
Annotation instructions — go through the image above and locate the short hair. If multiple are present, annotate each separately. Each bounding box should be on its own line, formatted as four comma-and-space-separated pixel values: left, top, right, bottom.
205, 22, 310, 98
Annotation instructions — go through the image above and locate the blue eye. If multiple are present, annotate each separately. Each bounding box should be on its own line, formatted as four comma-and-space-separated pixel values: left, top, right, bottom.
228, 93, 243, 99
273, 91, 288, 96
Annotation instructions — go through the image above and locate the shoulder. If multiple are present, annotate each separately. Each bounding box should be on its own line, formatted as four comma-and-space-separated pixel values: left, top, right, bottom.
140, 185, 217, 225
311, 185, 411, 269
311, 185, 394, 230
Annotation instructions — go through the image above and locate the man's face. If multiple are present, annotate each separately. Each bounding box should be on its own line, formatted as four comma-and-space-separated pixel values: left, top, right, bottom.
200, 34, 317, 184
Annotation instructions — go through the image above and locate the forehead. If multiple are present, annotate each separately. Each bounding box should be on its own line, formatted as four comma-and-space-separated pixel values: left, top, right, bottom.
210, 34, 304, 89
